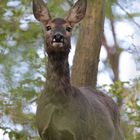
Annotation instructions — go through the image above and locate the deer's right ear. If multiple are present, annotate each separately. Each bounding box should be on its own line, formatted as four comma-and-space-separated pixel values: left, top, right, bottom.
33, 0, 51, 23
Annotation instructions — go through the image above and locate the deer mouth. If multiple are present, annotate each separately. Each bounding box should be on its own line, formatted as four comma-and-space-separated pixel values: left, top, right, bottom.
51, 38, 65, 48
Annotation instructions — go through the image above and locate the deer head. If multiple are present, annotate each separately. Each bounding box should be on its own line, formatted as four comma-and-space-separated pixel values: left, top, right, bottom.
33, 0, 87, 54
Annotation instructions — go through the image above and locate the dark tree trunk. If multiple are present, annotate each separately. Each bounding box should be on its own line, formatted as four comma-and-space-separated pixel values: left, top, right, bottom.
71, 0, 106, 88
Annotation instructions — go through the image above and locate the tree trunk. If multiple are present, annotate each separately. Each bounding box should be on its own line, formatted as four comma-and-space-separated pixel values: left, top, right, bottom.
71, 0, 106, 88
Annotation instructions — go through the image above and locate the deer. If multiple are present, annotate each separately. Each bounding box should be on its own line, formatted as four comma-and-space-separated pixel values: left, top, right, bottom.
32, 0, 124, 140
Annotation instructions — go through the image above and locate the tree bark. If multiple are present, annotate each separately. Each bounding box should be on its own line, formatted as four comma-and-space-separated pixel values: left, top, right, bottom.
71, 0, 106, 88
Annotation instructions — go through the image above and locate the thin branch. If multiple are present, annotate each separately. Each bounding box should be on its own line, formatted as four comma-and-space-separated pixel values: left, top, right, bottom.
102, 35, 120, 82
110, 16, 118, 47
116, 2, 140, 28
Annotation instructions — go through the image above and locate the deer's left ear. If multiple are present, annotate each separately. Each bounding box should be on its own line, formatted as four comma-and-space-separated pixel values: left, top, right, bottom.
66, 0, 87, 26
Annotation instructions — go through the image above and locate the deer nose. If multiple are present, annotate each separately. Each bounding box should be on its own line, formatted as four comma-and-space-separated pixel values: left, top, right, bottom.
53, 33, 64, 43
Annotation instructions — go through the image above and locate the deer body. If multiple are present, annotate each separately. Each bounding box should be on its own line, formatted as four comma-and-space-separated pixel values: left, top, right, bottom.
37, 89, 116, 140
33, 0, 124, 140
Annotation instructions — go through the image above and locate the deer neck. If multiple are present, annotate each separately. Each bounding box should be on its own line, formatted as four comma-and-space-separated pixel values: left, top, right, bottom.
46, 52, 71, 97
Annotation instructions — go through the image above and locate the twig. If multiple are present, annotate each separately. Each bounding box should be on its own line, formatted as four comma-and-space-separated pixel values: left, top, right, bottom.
116, 2, 140, 28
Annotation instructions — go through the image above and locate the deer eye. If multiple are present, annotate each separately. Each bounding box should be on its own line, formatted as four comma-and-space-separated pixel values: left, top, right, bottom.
46, 26, 51, 31
66, 27, 72, 32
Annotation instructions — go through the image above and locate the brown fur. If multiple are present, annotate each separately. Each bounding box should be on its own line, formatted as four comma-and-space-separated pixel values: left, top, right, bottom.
33, 0, 124, 139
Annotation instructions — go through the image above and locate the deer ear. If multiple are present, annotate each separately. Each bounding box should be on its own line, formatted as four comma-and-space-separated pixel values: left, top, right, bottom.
33, 0, 51, 23
66, 0, 87, 26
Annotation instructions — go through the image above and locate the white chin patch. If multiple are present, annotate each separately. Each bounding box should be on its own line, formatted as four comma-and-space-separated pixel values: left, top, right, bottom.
52, 42, 64, 48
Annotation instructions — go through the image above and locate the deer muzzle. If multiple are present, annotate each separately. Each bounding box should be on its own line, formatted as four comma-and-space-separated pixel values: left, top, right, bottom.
52, 33, 64, 48
53, 33, 64, 43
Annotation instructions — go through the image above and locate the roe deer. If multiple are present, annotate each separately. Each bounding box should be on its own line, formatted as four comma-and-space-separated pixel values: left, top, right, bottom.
33, 0, 124, 139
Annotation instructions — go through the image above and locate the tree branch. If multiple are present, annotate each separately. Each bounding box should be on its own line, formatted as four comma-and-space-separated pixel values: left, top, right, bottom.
116, 2, 140, 28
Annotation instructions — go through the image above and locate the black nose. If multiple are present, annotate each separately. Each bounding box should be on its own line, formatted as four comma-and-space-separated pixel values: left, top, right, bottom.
53, 33, 64, 42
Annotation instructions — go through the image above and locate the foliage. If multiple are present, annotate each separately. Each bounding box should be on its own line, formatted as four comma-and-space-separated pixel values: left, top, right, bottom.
106, 0, 117, 19
0, 0, 64, 139
99, 79, 140, 140
122, 78, 140, 140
